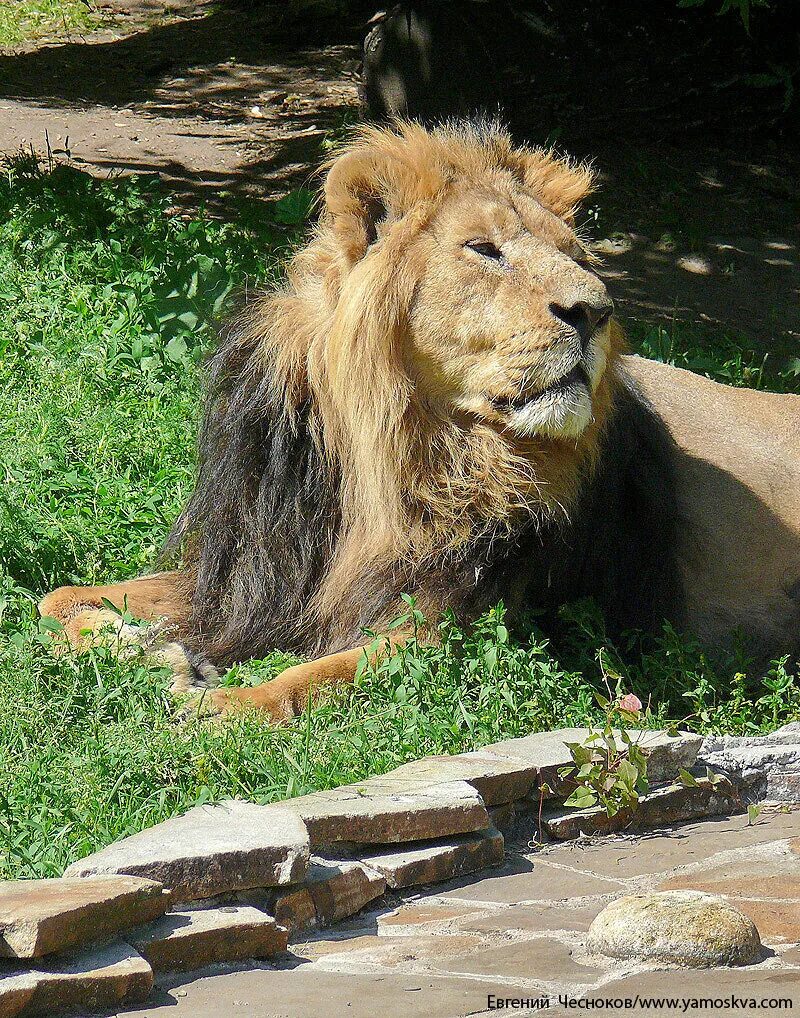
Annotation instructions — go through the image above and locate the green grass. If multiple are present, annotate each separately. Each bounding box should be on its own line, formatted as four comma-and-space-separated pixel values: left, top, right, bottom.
0, 158, 798, 880
0, 0, 100, 46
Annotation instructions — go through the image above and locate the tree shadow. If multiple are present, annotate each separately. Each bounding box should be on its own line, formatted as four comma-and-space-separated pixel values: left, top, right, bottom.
0, 4, 363, 111
578, 139, 800, 358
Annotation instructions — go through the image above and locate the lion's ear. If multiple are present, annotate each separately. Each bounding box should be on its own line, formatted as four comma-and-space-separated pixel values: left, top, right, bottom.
521, 151, 595, 224
323, 147, 405, 262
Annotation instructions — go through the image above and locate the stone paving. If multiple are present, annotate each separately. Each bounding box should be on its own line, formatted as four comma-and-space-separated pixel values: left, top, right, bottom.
3, 725, 799, 1016
113, 807, 800, 1018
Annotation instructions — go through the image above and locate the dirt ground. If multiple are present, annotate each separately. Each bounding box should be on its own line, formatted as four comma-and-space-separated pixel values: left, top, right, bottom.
1, 1, 797, 360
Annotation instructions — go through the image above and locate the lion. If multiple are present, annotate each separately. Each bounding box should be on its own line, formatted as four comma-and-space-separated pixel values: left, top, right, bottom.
39, 119, 800, 721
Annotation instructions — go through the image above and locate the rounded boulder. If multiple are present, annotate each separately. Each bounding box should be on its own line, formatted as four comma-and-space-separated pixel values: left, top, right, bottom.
587, 891, 761, 967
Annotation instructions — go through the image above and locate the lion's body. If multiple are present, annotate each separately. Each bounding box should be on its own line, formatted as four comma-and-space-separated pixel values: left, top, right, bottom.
627, 355, 800, 666
39, 121, 800, 718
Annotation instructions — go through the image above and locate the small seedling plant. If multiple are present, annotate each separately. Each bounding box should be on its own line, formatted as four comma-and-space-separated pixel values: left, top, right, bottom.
555, 686, 650, 816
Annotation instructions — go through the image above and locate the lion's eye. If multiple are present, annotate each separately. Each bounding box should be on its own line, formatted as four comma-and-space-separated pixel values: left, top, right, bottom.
465, 240, 507, 265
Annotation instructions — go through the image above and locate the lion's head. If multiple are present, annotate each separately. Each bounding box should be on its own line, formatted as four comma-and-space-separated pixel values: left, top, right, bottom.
175, 120, 627, 660
321, 119, 617, 444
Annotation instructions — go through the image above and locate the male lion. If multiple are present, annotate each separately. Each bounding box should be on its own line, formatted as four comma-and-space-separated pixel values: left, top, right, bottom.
40, 120, 800, 720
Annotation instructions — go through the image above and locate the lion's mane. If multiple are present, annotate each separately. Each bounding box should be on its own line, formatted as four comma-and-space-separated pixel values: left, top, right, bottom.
167, 121, 683, 665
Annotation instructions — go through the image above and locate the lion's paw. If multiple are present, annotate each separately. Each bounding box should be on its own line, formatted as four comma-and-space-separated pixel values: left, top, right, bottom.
157, 642, 221, 695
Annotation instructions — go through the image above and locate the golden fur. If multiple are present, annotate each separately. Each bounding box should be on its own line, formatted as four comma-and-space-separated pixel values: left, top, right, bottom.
261, 120, 619, 641
40, 121, 650, 719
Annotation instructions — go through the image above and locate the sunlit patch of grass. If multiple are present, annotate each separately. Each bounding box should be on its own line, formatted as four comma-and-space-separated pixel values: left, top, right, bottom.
0, 0, 101, 46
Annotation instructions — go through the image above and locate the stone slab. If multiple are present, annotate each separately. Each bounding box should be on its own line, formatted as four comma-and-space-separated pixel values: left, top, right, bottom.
291, 931, 484, 967
127, 906, 287, 972
661, 836, 800, 900
0, 940, 153, 1017
698, 727, 800, 801
121, 967, 522, 1018
436, 935, 603, 984
65, 800, 309, 901
544, 777, 741, 840
272, 858, 385, 933
0, 875, 169, 959
377, 902, 478, 930
487, 801, 517, 835
282, 778, 490, 846
529, 810, 800, 879
352, 828, 504, 889
434, 856, 622, 904
578, 967, 800, 1017
481, 728, 702, 797
376, 750, 538, 806
702, 721, 800, 750
457, 901, 607, 935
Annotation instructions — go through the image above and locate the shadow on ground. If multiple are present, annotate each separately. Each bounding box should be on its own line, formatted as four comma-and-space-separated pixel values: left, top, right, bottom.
0, 1, 797, 355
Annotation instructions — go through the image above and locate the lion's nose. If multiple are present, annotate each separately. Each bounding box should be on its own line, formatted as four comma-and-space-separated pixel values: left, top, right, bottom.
549, 298, 613, 350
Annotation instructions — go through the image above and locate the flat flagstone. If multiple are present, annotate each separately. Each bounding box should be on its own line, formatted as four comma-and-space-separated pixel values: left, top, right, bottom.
282, 779, 489, 846
480, 728, 702, 796
660, 836, 800, 902
532, 810, 800, 879
127, 906, 288, 972
543, 776, 740, 840
0, 875, 169, 959
0, 940, 153, 1017
292, 932, 484, 967
352, 828, 504, 889
583, 969, 800, 1016
378, 902, 478, 930
435, 935, 604, 984
434, 856, 622, 904
120, 966, 519, 1018
65, 801, 309, 901
272, 858, 386, 933
457, 900, 607, 935
375, 751, 538, 806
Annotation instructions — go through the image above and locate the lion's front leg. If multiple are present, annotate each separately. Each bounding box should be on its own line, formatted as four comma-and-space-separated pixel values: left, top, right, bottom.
38, 571, 189, 652
193, 644, 382, 722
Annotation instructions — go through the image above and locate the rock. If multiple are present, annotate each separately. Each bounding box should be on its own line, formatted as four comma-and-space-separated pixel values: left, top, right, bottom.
587, 891, 762, 967
487, 801, 517, 835
481, 728, 702, 797
127, 906, 288, 972
698, 727, 800, 802
544, 777, 741, 840
272, 859, 386, 933
0, 971, 35, 1018
283, 779, 489, 847
376, 751, 538, 806
352, 827, 504, 889
65, 801, 309, 901
0, 940, 153, 1016
0, 875, 169, 959
702, 722, 800, 751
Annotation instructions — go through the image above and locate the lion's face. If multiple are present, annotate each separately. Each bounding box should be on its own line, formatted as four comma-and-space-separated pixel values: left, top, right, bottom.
320, 121, 618, 459
406, 181, 613, 441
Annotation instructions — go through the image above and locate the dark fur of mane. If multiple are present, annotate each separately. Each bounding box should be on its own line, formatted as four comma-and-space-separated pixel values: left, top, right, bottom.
449, 367, 686, 632
168, 310, 684, 666
165, 313, 342, 663
346, 368, 686, 641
